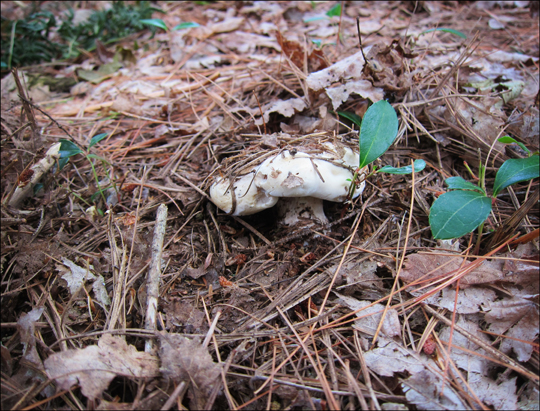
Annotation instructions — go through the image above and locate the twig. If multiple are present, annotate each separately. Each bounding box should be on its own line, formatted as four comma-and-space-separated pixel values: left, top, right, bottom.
160, 382, 186, 411
8, 142, 61, 208
16, 90, 79, 144
144, 204, 168, 352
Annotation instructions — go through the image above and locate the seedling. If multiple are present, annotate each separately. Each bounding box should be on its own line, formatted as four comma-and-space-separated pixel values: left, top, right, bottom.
429, 136, 539, 239
338, 100, 426, 200
140, 19, 199, 32
58, 133, 115, 215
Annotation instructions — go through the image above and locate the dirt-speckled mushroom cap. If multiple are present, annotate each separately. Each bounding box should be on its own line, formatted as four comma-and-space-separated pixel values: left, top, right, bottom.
254, 144, 362, 201
209, 173, 278, 216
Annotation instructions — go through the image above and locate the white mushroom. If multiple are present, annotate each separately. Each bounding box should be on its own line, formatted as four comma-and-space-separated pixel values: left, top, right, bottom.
209, 141, 368, 225
209, 173, 278, 216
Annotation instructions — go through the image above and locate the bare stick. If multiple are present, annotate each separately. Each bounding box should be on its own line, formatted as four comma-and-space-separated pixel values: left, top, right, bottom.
145, 204, 168, 352
8, 142, 61, 208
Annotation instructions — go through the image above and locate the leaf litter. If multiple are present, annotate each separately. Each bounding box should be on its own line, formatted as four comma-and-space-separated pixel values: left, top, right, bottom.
1, 1, 538, 410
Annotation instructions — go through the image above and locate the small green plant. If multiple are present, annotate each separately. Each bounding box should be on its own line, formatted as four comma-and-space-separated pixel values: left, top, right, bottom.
57, 2, 162, 58
419, 28, 466, 39
1, 11, 63, 68
338, 100, 426, 199
140, 19, 199, 32
429, 137, 539, 239
58, 133, 115, 215
1, 2, 163, 69
304, 3, 342, 22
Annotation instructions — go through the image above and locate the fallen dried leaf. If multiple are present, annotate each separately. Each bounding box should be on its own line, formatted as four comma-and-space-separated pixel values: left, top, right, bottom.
158, 332, 221, 409
44, 334, 159, 400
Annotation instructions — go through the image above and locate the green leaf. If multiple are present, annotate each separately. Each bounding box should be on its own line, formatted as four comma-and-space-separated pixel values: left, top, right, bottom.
59, 139, 83, 158
90, 186, 112, 202
140, 19, 168, 31
77, 62, 122, 84
445, 176, 484, 193
326, 3, 342, 17
420, 28, 467, 39
58, 157, 70, 171
311, 39, 322, 47
33, 183, 43, 195
497, 136, 530, 155
86, 154, 111, 166
430, 191, 492, 240
88, 133, 108, 149
172, 22, 200, 30
337, 111, 362, 129
498, 136, 518, 144
359, 100, 399, 168
304, 16, 328, 22
58, 139, 83, 170
377, 159, 426, 174
492, 155, 539, 197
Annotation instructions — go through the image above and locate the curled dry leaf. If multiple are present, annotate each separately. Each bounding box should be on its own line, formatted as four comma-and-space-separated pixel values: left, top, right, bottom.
439, 318, 519, 410
18, 307, 44, 365
402, 369, 467, 410
13, 308, 55, 399
57, 257, 110, 308
306, 50, 384, 109
335, 293, 401, 338
253, 97, 307, 126
44, 334, 159, 400
483, 297, 539, 362
158, 332, 221, 410
165, 299, 207, 333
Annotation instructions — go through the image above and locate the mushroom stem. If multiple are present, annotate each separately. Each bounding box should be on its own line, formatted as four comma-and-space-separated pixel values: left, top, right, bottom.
276, 197, 328, 226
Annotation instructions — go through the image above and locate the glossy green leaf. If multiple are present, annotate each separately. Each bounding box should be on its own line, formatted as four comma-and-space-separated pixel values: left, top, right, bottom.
493, 155, 539, 197
172, 22, 200, 30
498, 136, 518, 144
140, 19, 168, 31
337, 111, 362, 129
359, 100, 399, 168
445, 176, 484, 193
59, 139, 83, 158
430, 191, 492, 239
311, 39, 322, 47
58, 157, 70, 170
326, 4, 341, 17
377, 159, 426, 174
88, 133, 108, 149
58, 139, 83, 170
497, 136, 530, 155
420, 28, 467, 39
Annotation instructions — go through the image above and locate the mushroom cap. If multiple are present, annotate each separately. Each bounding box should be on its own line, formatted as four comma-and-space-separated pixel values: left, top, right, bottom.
209, 173, 278, 216
255, 144, 361, 201
209, 141, 365, 217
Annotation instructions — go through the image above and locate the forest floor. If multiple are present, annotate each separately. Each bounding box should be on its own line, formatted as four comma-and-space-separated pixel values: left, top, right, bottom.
1, 1, 539, 410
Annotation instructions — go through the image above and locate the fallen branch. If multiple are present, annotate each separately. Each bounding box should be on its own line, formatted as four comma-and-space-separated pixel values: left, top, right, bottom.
145, 203, 168, 353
